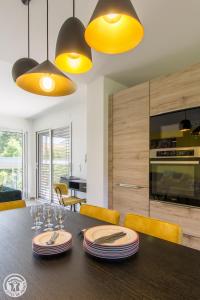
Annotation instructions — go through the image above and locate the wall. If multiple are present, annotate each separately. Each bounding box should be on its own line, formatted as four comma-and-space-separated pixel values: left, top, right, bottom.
86, 77, 104, 206
86, 77, 126, 207
0, 77, 125, 205
31, 85, 87, 198
0, 114, 33, 198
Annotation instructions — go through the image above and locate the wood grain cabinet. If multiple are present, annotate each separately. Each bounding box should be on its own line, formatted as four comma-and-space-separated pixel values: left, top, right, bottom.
150, 63, 200, 116
109, 82, 150, 222
150, 201, 200, 250
109, 63, 200, 250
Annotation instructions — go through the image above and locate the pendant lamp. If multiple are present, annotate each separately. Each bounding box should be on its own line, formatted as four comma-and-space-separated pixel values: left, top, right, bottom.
85, 0, 144, 54
192, 126, 200, 136
55, 0, 92, 74
179, 111, 191, 132
17, 0, 76, 97
12, 0, 38, 82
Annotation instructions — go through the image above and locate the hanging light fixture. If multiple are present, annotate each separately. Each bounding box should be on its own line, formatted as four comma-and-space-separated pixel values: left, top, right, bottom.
55, 0, 92, 74
192, 126, 200, 136
85, 0, 144, 54
179, 111, 192, 132
12, 0, 38, 82
16, 0, 76, 97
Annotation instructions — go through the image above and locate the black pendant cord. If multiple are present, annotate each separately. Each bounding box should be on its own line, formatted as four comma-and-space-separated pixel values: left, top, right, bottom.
46, 0, 49, 60
28, 0, 30, 58
73, 0, 75, 18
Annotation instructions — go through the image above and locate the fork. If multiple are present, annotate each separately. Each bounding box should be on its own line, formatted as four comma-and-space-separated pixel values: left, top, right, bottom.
46, 232, 59, 245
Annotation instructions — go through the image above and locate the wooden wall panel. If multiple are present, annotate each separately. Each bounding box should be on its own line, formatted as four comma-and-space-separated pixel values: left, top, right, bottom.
110, 82, 150, 221
150, 200, 200, 250
150, 63, 200, 116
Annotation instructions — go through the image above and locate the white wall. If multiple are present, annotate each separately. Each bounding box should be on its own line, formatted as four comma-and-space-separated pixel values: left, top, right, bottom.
31, 85, 87, 198
0, 114, 33, 198
86, 77, 105, 206
86, 77, 126, 207
0, 77, 125, 205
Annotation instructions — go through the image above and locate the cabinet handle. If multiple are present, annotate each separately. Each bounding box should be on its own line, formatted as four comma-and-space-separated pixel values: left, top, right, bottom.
150, 160, 199, 165
115, 183, 147, 190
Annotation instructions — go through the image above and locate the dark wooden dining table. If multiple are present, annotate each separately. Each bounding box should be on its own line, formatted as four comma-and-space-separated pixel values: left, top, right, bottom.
0, 208, 199, 300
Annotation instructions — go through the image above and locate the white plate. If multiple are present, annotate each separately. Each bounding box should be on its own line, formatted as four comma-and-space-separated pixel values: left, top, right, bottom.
83, 241, 139, 255
85, 225, 139, 246
33, 240, 72, 250
32, 231, 72, 248
33, 248, 70, 256
32, 244, 72, 253
83, 245, 138, 260
33, 245, 72, 254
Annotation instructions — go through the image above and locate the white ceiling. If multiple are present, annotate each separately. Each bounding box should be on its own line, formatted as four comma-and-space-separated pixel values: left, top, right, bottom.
0, 0, 200, 118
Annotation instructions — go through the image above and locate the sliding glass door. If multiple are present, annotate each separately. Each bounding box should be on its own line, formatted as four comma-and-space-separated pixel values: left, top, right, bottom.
0, 130, 25, 194
52, 127, 72, 202
36, 130, 51, 201
36, 125, 72, 202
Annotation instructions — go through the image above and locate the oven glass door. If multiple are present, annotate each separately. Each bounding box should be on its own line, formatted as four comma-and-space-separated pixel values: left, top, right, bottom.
150, 160, 200, 207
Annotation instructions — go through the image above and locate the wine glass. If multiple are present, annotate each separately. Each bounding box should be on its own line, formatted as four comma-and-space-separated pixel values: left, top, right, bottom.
30, 205, 41, 230
36, 204, 44, 226
54, 206, 66, 230
43, 204, 54, 231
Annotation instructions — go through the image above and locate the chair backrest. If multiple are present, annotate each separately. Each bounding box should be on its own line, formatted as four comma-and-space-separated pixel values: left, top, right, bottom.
0, 200, 26, 212
80, 204, 120, 225
124, 213, 182, 244
54, 183, 68, 199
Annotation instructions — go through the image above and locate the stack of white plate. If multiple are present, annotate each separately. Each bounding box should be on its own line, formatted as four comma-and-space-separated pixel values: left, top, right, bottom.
83, 225, 139, 260
32, 231, 72, 256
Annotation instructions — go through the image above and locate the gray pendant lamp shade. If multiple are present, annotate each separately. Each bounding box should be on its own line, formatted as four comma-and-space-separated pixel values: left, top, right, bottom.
12, 0, 38, 82
55, 17, 93, 74
16, 60, 76, 96
17, 0, 76, 97
85, 0, 144, 54
12, 58, 38, 82
179, 111, 191, 132
179, 119, 192, 132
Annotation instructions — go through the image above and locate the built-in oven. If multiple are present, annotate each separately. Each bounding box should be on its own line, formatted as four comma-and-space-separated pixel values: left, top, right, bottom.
150, 148, 200, 207
150, 107, 200, 207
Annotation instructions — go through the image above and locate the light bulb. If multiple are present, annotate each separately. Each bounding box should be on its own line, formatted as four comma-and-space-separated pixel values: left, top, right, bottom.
67, 53, 81, 69
68, 53, 80, 59
103, 14, 122, 24
39, 76, 55, 92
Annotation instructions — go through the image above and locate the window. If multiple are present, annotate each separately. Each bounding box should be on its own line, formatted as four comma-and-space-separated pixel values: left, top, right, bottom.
0, 130, 25, 193
36, 125, 72, 202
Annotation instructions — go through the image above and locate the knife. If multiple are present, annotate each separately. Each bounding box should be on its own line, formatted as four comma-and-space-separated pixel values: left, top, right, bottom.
92, 231, 126, 245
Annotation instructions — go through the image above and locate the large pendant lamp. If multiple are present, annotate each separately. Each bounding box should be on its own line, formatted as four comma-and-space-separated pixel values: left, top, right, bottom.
55, 0, 92, 74
17, 0, 76, 97
12, 0, 38, 82
179, 111, 192, 132
85, 0, 144, 54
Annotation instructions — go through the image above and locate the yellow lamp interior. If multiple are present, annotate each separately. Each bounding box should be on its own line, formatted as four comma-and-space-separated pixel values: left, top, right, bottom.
85, 14, 144, 54
103, 14, 122, 24
55, 52, 93, 74
16, 73, 76, 96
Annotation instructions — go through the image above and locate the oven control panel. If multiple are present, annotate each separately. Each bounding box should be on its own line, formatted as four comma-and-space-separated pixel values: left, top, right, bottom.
156, 150, 194, 157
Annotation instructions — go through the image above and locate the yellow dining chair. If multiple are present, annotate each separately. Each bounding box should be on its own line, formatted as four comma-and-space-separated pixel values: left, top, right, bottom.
124, 213, 182, 244
0, 200, 26, 212
54, 183, 86, 211
80, 204, 120, 225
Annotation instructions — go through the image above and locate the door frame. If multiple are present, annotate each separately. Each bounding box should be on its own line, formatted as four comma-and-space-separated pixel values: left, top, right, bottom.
36, 124, 72, 202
